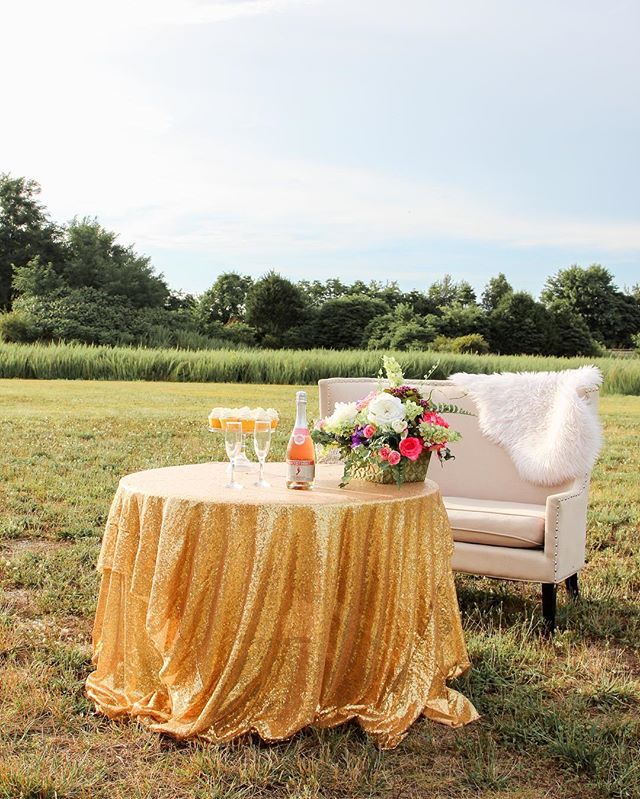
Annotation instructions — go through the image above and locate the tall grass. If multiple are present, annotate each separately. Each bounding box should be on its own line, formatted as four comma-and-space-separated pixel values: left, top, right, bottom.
0, 341, 639, 394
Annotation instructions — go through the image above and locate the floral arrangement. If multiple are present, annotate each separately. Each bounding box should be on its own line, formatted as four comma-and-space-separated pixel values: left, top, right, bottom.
312, 357, 465, 486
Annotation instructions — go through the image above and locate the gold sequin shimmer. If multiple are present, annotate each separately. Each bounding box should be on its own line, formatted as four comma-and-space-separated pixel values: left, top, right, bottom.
86, 462, 478, 749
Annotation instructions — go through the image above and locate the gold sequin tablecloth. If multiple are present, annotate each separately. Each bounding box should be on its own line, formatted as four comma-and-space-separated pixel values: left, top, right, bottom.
86, 462, 478, 749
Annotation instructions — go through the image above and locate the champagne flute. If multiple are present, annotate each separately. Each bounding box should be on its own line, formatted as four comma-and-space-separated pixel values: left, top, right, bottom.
253, 420, 272, 488
223, 421, 243, 490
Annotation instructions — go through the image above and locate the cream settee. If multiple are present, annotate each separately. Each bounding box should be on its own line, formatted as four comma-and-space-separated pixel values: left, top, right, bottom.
318, 377, 599, 631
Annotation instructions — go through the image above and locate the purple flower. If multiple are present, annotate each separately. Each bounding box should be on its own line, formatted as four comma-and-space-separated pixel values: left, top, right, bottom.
351, 429, 366, 448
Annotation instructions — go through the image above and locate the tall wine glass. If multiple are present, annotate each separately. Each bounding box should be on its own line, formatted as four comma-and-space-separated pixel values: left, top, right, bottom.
224, 421, 243, 490
253, 420, 272, 488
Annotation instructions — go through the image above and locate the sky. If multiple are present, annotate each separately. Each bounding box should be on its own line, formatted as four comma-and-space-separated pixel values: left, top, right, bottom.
2, 0, 639, 298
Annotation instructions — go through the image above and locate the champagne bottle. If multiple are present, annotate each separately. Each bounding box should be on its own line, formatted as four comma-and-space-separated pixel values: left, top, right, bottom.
286, 390, 315, 489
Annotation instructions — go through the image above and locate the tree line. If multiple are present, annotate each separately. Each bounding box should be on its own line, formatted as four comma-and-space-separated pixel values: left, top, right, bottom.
1, 174, 639, 356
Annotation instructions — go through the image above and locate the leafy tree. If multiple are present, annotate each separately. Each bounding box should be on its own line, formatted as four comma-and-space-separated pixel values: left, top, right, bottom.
545, 300, 599, 356
427, 275, 476, 308
366, 280, 405, 308
309, 295, 388, 349
613, 292, 640, 348
12, 257, 64, 296
365, 303, 436, 350
298, 278, 349, 307
429, 304, 488, 338
481, 273, 512, 311
488, 292, 551, 354
541, 264, 623, 346
400, 289, 438, 317
165, 290, 196, 311
455, 281, 477, 307
427, 274, 459, 308
59, 218, 168, 308
0, 174, 64, 310
245, 271, 307, 346
196, 272, 253, 332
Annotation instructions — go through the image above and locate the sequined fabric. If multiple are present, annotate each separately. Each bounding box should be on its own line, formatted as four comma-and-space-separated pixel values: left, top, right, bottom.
86, 462, 478, 749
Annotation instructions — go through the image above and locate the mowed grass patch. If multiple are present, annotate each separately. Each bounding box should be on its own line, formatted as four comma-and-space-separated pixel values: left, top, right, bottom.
0, 379, 638, 798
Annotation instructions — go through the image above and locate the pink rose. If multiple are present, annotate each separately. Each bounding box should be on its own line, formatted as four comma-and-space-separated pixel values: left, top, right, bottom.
421, 411, 438, 424
378, 446, 391, 460
363, 424, 376, 438
387, 450, 401, 466
399, 436, 424, 462
434, 414, 449, 428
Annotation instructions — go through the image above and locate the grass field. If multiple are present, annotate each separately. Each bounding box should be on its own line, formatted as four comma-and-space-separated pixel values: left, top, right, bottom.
1, 342, 640, 395
0, 379, 639, 799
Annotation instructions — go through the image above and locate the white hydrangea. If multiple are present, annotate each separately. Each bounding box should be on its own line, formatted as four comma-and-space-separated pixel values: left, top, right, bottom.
324, 401, 359, 433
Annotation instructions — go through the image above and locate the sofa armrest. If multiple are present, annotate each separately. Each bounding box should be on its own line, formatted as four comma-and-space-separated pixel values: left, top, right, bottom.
544, 474, 590, 582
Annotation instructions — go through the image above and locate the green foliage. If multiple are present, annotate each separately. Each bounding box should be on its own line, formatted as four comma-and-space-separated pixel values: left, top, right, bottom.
541, 263, 639, 348
310, 294, 389, 349
60, 217, 168, 308
429, 303, 488, 338
449, 333, 490, 354
12, 257, 64, 296
481, 272, 512, 311
0, 174, 64, 310
488, 292, 551, 355
429, 334, 490, 354
546, 300, 600, 357
245, 271, 307, 345
195, 272, 253, 329
365, 303, 436, 350
0, 310, 40, 343
427, 273, 476, 308
1, 340, 640, 393
13, 287, 140, 345
4, 175, 640, 359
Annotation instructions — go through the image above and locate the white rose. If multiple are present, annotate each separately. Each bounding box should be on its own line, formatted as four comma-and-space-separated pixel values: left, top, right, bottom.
325, 401, 359, 431
391, 418, 408, 433
367, 393, 405, 425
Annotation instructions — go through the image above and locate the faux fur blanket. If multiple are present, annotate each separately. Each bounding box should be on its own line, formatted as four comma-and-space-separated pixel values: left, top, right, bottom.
448, 366, 603, 486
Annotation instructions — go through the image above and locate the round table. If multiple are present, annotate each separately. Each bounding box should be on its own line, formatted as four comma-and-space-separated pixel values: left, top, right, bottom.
86, 462, 478, 749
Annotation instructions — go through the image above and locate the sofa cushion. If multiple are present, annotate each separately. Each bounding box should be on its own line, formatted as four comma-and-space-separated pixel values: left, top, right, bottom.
443, 496, 545, 549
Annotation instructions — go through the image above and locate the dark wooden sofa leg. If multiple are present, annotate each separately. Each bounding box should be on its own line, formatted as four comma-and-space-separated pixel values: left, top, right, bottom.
565, 572, 579, 599
542, 583, 557, 634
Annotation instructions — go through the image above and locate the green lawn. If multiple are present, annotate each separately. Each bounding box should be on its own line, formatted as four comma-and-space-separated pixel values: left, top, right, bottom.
0, 380, 639, 799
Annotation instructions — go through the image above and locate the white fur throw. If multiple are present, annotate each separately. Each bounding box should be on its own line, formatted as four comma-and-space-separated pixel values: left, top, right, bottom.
448, 366, 603, 486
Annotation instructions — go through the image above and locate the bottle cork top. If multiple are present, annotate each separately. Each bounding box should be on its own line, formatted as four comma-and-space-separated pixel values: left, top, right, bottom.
296, 390, 307, 402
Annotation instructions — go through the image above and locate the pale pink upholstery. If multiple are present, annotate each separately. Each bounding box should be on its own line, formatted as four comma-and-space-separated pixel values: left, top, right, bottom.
318, 377, 599, 586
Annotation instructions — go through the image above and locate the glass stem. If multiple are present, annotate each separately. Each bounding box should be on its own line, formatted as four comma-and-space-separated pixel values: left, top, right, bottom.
259, 459, 264, 483
231, 458, 235, 485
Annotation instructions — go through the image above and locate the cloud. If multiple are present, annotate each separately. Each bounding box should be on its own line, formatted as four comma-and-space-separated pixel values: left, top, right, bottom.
89, 141, 640, 258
